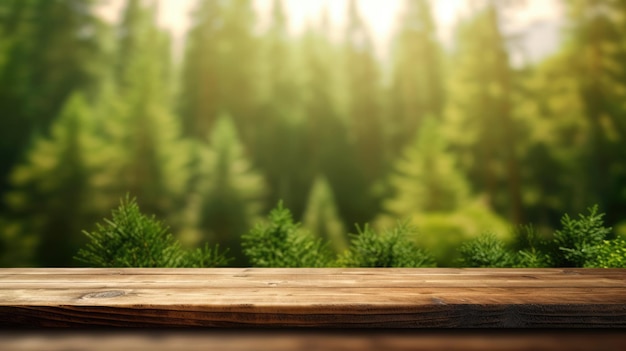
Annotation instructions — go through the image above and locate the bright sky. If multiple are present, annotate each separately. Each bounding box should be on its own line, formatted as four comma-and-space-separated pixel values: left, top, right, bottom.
97, 0, 564, 64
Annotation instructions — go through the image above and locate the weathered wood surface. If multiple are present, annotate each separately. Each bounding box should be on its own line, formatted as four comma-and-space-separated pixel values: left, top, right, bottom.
1, 268, 625, 328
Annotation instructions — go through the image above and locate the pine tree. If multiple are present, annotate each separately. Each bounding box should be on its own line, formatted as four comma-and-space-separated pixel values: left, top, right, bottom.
254, 0, 310, 214
338, 223, 434, 268
446, 3, 524, 224
0, 0, 107, 205
242, 201, 332, 267
75, 196, 231, 268
516, 51, 589, 228
2, 93, 102, 266
384, 118, 470, 215
185, 115, 266, 265
98, 0, 191, 220
379, 118, 508, 265
344, 0, 387, 189
563, 0, 626, 226
299, 11, 372, 226
179, 0, 259, 143
388, 0, 445, 154
302, 176, 347, 253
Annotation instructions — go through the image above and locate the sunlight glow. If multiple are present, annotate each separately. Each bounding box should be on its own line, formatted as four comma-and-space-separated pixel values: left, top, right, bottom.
97, 0, 562, 63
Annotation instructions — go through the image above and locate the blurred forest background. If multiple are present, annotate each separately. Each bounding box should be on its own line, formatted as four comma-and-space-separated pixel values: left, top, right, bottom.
1, 0, 625, 267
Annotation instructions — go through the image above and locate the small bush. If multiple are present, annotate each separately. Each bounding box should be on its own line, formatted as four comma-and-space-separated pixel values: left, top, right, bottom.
512, 225, 552, 268
553, 205, 612, 267
75, 196, 230, 267
458, 233, 514, 267
241, 201, 332, 267
584, 239, 626, 268
338, 222, 434, 267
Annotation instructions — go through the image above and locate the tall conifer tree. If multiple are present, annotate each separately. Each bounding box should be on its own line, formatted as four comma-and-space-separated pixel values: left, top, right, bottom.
2, 94, 102, 266
564, 0, 626, 224
255, 0, 309, 213
101, 0, 190, 219
388, 0, 445, 154
344, 0, 387, 197
299, 11, 372, 226
302, 176, 348, 253
185, 115, 266, 265
446, 3, 524, 224
0, 0, 106, 204
179, 0, 258, 143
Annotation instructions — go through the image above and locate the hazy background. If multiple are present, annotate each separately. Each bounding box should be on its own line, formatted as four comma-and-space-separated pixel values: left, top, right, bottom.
1, 0, 625, 266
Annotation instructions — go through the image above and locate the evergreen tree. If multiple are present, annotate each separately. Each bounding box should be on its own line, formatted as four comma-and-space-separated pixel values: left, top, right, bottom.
0, 0, 107, 204
458, 233, 514, 268
242, 201, 332, 267
302, 175, 347, 253
99, 0, 191, 220
179, 0, 259, 143
446, 3, 524, 224
563, 0, 626, 226
379, 118, 509, 265
76, 196, 231, 268
553, 205, 612, 267
2, 93, 102, 266
300, 12, 372, 226
338, 223, 434, 268
384, 118, 470, 215
388, 0, 445, 154
184, 115, 266, 265
344, 0, 387, 190
517, 51, 589, 228
255, 0, 310, 214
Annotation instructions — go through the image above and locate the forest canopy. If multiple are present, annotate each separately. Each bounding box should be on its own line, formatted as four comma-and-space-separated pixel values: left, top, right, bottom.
1, 0, 625, 267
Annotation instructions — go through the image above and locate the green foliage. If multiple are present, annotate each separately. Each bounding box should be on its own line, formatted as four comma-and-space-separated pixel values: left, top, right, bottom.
242, 202, 332, 267
338, 223, 434, 268
0, 0, 106, 199
445, 4, 524, 224
184, 243, 233, 268
344, 0, 386, 187
384, 118, 470, 215
302, 176, 348, 253
2, 93, 103, 266
102, 0, 190, 217
75, 196, 230, 267
515, 249, 552, 268
380, 117, 508, 266
179, 0, 258, 141
512, 224, 552, 268
389, 0, 444, 153
553, 205, 612, 267
458, 233, 514, 268
184, 115, 266, 264
585, 239, 626, 268
4, 0, 626, 268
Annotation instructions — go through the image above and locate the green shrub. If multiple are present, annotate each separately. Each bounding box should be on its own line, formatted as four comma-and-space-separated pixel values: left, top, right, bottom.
75, 196, 230, 267
584, 239, 626, 268
241, 201, 332, 267
458, 233, 514, 267
77, 197, 625, 269
337, 222, 434, 267
553, 205, 612, 267
515, 248, 552, 268
512, 225, 552, 268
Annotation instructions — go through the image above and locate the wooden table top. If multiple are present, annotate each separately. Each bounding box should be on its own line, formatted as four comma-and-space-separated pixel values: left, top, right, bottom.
1, 268, 625, 328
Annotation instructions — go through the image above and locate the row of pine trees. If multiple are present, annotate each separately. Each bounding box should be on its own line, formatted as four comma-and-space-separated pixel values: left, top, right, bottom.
1, 0, 625, 266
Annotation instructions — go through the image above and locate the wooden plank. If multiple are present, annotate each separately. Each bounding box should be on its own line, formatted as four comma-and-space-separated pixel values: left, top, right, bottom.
1, 268, 625, 328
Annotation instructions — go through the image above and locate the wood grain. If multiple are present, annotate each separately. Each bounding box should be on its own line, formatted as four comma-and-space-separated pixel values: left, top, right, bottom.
1, 268, 625, 328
